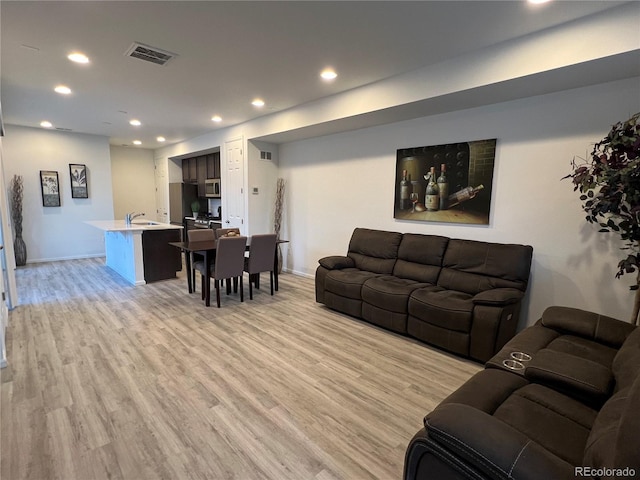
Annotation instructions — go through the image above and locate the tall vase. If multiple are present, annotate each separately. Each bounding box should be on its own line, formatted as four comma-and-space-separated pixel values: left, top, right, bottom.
14, 233, 27, 266
277, 243, 283, 274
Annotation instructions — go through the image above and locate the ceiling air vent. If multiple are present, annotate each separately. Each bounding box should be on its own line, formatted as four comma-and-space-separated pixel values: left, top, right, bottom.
125, 42, 177, 66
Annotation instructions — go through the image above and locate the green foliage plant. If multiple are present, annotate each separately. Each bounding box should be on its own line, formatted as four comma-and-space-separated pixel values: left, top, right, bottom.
563, 112, 640, 325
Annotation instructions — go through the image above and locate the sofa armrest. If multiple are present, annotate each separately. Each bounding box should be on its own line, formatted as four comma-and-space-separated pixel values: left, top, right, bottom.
472, 288, 524, 306
541, 306, 634, 347
525, 349, 613, 407
318, 255, 354, 270
425, 403, 573, 480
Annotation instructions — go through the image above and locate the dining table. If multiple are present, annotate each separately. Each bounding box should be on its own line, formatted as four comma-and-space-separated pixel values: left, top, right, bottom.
169, 237, 288, 307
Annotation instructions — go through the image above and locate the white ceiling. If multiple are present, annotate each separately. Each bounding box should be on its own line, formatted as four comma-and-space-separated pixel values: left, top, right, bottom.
0, 1, 630, 148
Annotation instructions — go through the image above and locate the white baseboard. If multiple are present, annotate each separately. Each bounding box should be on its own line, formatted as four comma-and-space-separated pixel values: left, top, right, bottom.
25, 253, 105, 264
282, 268, 314, 279
0, 303, 7, 368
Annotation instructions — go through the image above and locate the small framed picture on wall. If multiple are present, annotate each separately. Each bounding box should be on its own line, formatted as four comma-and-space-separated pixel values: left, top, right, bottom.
40, 170, 61, 207
69, 163, 88, 198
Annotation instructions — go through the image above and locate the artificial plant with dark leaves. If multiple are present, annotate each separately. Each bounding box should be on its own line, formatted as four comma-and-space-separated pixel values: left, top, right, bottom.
563, 112, 640, 325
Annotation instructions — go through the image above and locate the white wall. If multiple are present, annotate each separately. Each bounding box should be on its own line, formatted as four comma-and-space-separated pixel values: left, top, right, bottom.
2, 125, 114, 262
247, 140, 279, 235
278, 77, 640, 328
110, 145, 156, 221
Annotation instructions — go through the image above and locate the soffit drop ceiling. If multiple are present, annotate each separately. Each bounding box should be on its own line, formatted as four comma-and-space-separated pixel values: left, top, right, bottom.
0, 1, 633, 147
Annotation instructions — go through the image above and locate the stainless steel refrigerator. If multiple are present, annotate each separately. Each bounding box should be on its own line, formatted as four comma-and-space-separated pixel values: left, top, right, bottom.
169, 183, 198, 224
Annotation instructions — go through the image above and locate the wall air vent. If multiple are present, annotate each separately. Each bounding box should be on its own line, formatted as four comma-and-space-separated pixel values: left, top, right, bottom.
125, 42, 177, 66
55, 127, 73, 132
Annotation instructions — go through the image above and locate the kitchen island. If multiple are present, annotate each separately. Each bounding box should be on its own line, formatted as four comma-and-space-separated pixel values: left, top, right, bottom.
86, 220, 183, 285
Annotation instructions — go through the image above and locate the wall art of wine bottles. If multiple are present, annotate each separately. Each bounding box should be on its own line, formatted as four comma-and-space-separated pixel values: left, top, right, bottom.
394, 139, 496, 225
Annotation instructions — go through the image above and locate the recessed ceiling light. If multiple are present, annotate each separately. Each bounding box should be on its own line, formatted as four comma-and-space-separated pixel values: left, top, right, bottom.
211, 115, 222, 123
157, 136, 166, 142
40, 120, 53, 128
68, 52, 89, 64
320, 68, 337, 80
528, 0, 551, 3
129, 119, 141, 126
133, 140, 142, 145
54, 85, 72, 95
252, 99, 265, 108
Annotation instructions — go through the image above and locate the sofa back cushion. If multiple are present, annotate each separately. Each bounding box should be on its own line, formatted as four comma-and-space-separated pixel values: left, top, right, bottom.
612, 326, 640, 392
583, 373, 640, 472
584, 327, 640, 470
347, 228, 402, 274
393, 233, 449, 283
437, 239, 533, 295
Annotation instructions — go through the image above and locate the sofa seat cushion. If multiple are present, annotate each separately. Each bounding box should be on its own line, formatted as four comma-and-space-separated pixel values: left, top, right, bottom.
325, 268, 380, 300
439, 368, 529, 413
362, 276, 434, 313
409, 287, 474, 333
546, 335, 618, 368
435, 368, 597, 467
493, 383, 597, 466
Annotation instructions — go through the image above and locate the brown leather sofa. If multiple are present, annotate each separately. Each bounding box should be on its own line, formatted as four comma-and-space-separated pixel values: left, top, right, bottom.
316, 228, 533, 362
404, 306, 640, 480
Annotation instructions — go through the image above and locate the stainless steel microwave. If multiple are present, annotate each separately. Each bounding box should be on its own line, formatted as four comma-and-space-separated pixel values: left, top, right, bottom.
205, 178, 221, 198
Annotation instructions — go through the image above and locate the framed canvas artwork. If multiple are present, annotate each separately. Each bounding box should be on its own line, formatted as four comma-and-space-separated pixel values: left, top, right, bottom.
393, 139, 497, 225
40, 170, 61, 207
69, 163, 88, 198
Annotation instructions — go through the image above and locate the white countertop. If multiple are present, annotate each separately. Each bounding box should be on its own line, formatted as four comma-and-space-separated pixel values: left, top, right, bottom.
85, 220, 183, 232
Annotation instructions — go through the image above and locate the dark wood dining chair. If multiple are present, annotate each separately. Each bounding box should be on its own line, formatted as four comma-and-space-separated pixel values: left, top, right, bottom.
214, 227, 243, 292
195, 235, 247, 307
188, 228, 215, 294
244, 234, 277, 299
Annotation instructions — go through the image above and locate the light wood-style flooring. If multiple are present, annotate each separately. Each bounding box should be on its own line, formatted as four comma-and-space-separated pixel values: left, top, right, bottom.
1, 258, 481, 480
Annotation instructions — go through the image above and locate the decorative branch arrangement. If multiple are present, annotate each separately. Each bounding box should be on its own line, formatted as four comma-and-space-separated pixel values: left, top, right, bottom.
10, 175, 27, 266
274, 178, 285, 273
563, 112, 640, 325
274, 178, 285, 239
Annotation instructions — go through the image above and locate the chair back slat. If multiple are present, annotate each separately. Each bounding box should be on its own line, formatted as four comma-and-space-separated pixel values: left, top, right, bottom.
188, 229, 215, 242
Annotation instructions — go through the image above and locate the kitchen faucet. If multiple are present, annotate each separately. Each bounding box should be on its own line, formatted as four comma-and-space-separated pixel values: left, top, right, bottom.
125, 212, 145, 225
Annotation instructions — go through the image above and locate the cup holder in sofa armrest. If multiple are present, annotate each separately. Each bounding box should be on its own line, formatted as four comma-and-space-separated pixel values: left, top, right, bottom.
487, 350, 533, 376
524, 349, 613, 406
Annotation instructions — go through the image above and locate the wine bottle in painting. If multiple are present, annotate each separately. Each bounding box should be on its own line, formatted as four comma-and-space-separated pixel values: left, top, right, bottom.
425, 167, 439, 211
448, 184, 484, 208
400, 169, 410, 210
437, 163, 449, 210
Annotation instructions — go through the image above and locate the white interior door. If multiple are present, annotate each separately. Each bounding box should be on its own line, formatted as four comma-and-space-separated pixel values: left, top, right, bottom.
0, 138, 18, 368
224, 138, 245, 232
154, 157, 168, 223
0, 244, 6, 368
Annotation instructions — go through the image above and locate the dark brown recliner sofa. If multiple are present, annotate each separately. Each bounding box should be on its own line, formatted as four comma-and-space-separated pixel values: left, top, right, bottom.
316, 228, 533, 362
404, 306, 640, 480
